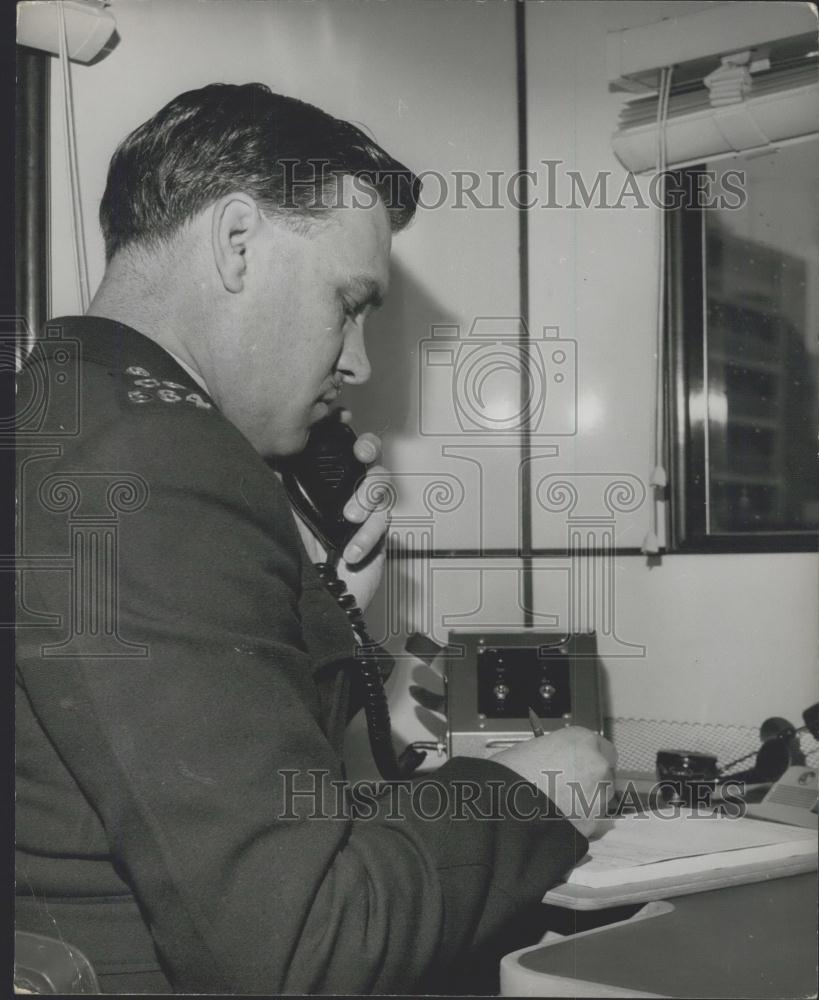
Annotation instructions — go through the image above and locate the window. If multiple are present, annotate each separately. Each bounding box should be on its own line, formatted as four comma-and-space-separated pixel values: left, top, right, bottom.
667, 139, 819, 551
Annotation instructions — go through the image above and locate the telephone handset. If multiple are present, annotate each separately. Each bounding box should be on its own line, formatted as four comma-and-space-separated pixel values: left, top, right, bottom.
278, 416, 424, 781
279, 418, 366, 555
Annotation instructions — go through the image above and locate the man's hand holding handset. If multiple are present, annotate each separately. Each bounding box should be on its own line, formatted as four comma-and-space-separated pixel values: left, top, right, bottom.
293, 410, 391, 613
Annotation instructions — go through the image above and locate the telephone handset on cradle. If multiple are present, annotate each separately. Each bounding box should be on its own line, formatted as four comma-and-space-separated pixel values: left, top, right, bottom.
656, 703, 819, 812
278, 416, 424, 781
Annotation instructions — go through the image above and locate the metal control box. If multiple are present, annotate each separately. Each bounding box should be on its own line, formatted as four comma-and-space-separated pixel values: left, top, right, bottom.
444, 631, 603, 760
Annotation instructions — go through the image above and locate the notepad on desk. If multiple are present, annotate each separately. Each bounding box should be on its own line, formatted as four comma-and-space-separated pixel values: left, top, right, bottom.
544, 809, 818, 910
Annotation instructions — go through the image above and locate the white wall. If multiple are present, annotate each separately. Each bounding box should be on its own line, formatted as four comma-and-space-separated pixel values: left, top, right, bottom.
46, 0, 818, 774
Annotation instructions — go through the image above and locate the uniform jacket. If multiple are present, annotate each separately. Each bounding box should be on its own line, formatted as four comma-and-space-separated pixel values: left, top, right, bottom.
15, 316, 587, 993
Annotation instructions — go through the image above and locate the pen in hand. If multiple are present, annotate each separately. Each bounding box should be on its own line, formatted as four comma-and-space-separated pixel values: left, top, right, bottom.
528, 707, 545, 738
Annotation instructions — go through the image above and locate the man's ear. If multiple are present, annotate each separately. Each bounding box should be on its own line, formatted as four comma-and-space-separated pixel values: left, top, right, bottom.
211, 194, 261, 294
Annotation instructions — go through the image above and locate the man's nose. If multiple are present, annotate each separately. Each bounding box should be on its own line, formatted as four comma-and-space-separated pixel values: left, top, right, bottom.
337, 323, 371, 385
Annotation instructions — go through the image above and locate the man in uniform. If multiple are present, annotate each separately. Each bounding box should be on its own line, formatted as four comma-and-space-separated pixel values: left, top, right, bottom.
16, 83, 615, 993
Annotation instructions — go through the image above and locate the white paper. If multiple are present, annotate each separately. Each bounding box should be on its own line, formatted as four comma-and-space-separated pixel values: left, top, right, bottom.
566, 810, 817, 888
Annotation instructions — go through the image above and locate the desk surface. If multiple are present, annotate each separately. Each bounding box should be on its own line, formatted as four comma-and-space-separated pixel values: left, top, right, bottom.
502, 872, 818, 998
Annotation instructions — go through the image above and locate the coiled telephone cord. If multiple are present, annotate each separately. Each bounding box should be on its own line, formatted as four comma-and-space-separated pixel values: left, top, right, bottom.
315, 562, 426, 781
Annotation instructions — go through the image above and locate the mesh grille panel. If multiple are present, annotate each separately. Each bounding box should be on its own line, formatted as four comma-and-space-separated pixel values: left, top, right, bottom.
605, 717, 819, 772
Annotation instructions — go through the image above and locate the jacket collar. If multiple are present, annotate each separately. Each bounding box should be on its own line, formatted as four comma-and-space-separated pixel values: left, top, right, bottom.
44, 315, 207, 390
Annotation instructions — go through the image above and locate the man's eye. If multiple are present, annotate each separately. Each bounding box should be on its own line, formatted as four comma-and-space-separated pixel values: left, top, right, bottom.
342, 299, 363, 319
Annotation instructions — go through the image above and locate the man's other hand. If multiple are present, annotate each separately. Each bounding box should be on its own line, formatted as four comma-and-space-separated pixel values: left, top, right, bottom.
492, 727, 617, 839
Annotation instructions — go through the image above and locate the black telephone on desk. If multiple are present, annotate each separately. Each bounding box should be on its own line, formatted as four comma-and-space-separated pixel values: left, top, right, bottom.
277, 416, 424, 781
656, 703, 819, 823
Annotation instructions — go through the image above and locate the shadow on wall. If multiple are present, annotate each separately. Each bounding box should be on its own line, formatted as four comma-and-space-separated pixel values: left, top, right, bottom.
347, 258, 457, 443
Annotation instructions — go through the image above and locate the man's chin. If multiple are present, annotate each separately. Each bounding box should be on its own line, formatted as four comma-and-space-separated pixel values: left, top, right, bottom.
260, 426, 310, 460
279, 431, 310, 457
262, 407, 329, 458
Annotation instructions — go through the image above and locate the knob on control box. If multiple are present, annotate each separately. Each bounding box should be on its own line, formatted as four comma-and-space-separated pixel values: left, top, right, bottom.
477, 645, 571, 719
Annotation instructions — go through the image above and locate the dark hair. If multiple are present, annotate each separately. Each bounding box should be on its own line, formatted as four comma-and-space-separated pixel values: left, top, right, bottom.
99, 83, 421, 262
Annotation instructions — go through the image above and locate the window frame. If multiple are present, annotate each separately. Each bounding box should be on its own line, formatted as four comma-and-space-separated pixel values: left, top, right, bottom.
665, 165, 818, 554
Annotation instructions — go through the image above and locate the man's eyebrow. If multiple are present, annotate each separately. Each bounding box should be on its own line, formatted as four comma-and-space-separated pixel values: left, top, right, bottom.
345, 275, 385, 309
